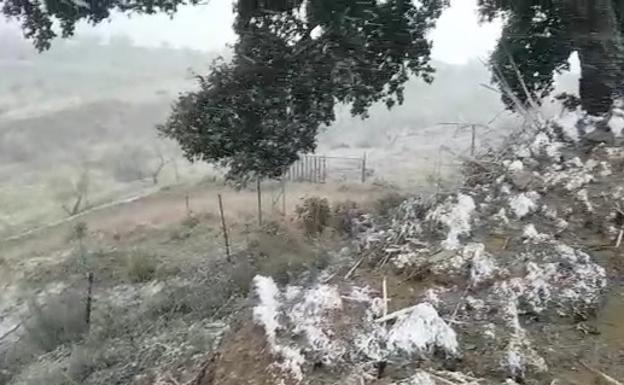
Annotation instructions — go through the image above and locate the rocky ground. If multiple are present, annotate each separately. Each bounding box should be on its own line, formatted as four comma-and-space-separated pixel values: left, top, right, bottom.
195, 103, 624, 385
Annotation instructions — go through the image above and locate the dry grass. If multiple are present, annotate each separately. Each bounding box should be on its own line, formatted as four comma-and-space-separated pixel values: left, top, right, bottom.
23, 291, 88, 353
125, 250, 158, 283
245, 220, 333, 285
373, 191, 409, 217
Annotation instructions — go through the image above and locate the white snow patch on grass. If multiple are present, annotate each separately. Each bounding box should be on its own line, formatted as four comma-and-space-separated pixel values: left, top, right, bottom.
576, 189, 593, 212
252, 276, 306, 381
555, 109, 584, 142
289, 284, 344, 363
427, 194, 476, 250
608, 114, 624, 137
499, 294, 548, 378
530, 132, 563, 159
493, 208, 510, 224
252, 275, 282, 343
394, 371, 436, 385
507, 160, 524, 172
387, 303, 458, 356
508, 192, 540, 218
468, 243, 497, 285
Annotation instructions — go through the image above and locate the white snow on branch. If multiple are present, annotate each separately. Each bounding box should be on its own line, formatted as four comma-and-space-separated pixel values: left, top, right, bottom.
427, 194, 476, 249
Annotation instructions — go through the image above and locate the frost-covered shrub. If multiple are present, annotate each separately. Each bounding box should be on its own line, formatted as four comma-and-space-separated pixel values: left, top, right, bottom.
295, 196, 331, 236
331, 200, 361, 236
24, 291, 88, 352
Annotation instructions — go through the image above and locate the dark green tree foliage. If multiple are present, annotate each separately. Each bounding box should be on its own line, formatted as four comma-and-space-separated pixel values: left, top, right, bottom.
1, 0, 199, 51
2, 0, 447, 181
478, 0, 624, 114
160, 0, 448, 181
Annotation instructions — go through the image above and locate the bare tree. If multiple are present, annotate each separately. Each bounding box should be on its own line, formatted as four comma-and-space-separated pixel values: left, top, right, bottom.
151, 146, 171, 185
61, 168, 90, 216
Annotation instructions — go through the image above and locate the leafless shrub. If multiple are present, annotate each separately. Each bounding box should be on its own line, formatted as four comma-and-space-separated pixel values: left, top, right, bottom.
331, 200, 361, 236
295, 196, 331, 236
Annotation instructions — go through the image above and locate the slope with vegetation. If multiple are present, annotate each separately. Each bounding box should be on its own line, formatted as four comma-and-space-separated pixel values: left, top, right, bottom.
194, 102, 624, 385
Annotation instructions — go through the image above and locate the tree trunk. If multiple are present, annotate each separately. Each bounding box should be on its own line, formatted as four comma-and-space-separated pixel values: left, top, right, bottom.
562, 0, 624, 115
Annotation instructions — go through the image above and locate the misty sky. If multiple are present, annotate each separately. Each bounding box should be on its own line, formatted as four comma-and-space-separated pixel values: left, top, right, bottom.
1, 0, 502, 64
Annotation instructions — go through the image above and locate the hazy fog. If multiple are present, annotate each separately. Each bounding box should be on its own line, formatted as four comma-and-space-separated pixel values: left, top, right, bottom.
0, 2, 580, 236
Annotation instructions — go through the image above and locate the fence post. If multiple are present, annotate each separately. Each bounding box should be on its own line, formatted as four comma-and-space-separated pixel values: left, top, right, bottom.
257, 177, 263, 226
361, 153, 367, 183
85, 272, 94, 330
314, 156, 318, 183
185, 195, 190, 217
322, 156, 327, 183
471, 124, 476, 157
218, 194, 231, 262
281, 178, 286, 217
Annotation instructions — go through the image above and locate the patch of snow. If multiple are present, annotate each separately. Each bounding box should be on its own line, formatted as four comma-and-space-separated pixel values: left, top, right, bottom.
387, 303, 458, 356
608, 114, 624, 137
605, 147, 624, 159
555, 218, 569, 232
423, 288, 441, 306
427, 194, 476, 249
465, 296, 486, 312
310, 25, 324, 40
289, 284, 344, 363
515, 146, 531, 158
598, 161, 612, 177
494, 208, 510, 224
555, 109, 584, 142
568, 156, 584, 168
530, 132, 563, 159
468, 243, 497, 285
564, 172, 594, 191
508, 192, 540, 218
252, 275, 282, 343
576, 189, 593, 212
394, 371, 436, 385
393, 251, 420, 269
483, 323, 496, 339
508, 160, 524, 172
346, 286, 377, 303
521, 224, 548, 242
252, 276, 306, 381
500, 295, 548, 378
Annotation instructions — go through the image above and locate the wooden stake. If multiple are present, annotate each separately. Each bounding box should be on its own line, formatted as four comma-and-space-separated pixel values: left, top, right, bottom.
218, 194, 231, 262
376, 305, 418, 323
579, 361, 623, 385
382, 276, 388, 318
616, 228, 623, 248
361, 153, 367, 183
344, 256, 365, 280
185, 195, 190, 217
257, 178, 263, 226
85, 272, 94, 330
471, 124, 476, 157
281, 178, 286, 217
